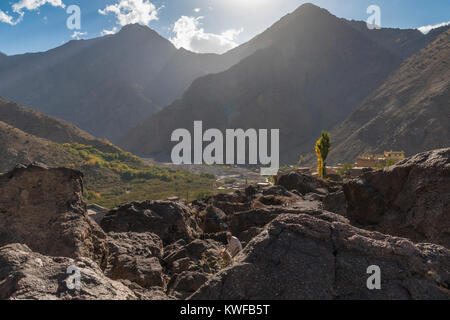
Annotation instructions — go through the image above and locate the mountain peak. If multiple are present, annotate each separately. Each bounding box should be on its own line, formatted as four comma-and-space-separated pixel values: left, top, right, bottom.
119, 23, 150, 33
116, 23, 169, 44
293, 2, 330, 16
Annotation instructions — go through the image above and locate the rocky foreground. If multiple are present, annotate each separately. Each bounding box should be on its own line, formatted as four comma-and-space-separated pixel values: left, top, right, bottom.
0, 148, 449, 300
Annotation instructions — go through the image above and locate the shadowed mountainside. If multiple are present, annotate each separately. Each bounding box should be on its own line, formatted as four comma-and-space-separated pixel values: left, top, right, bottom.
0, 98, 217, 208
119, 4, 448, 163
328, 28, 450, 163
0, 25, 259, 142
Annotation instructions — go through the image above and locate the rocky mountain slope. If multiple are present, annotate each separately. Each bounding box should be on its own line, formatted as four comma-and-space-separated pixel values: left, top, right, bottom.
0, 97, 115, 152
0, 148, 448, 300
346, 20, 450, 60
0, 25, 254, 142
0, 121, 81, 171
0, 98, 216, 207
328, 29, 450, 163
119, 4, 447, 163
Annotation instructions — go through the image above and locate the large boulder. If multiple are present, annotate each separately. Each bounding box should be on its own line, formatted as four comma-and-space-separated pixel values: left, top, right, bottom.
0, 243, 138, 300
276, 171, 338, 195
344, 148, 450, 248
191, 214, 450, 300
170, 271, 210, 299
198, 206, 227, 234
105, 232, 168, 289
323, 191, 347, 217
210, 192, 252, 215
100, 200, 201, 244
0, 164, 108, 266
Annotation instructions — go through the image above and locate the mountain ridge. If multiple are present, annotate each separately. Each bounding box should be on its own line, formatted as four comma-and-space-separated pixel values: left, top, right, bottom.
0, 24, 253, 142
118, 3, 409, 162
327, 28, 450, 163
0, 98, 217, 208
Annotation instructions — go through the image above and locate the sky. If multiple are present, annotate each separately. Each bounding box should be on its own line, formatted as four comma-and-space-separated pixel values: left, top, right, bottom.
0, 0, 449, 55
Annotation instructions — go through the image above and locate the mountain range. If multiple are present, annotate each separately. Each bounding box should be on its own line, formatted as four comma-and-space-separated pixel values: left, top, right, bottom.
119, 3, 449, 163
1, 3, 448, 165
0, 24, 264, 142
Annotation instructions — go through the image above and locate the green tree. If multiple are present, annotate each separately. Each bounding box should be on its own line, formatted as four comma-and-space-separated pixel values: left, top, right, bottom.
315, 131, 331, 178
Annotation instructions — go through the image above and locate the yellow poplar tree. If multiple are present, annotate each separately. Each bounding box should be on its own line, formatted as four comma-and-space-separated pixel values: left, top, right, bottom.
315, 131, 331, 178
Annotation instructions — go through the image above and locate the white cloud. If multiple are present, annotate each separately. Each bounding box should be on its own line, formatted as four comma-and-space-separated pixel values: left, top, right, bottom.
0, 0, 65, 25
71, 31, 87, 40
194, 8, 201, 13
101, 27, 118, 36
418, 21, 450, 34
170, 16, 243, 54
99, 0, 160, 26
0, 10, 17, 25
12, 0, 65, 13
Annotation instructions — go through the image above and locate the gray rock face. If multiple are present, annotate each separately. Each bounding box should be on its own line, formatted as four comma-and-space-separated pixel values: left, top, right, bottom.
276, 171, 339, 195
191, 214, 450, 300
105, 232, 168, 289
170, 271, 210, 299
323, 191, 347, 217
0, 243, 138, 300
1, 149, 449, 300
344, 148, 450, 248
0, 164, 108, 267
100, 200, 201, 244
199, 206, 227, 234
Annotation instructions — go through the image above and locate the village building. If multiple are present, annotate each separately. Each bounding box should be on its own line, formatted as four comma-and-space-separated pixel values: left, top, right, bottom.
355, 151, 405, 168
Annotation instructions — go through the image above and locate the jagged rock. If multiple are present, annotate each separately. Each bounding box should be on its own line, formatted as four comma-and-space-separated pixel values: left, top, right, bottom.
210, 192, 252, 215
190, 214, 450, 300
327, 173, 343, 183
262, 185, 295, 197
118, 280, 174, 300
100, 200, 201, 244
344, 148, 450, 248
227, 208, 280, 235
164, 239, 223, 275
0, 164, 108, 267
107, 232, 163, 259
105, 232, 167, 289
198, 206, 227, 234
163, 239, 223, 298
323, 191, 347, 217
212, 201, 252, 216
170, 271, 210, 299
236, 227, 264, 247
276, 171, 336, 195
0, 243, 138, 300
244, 185, 260, 197
172, 257, 196, 274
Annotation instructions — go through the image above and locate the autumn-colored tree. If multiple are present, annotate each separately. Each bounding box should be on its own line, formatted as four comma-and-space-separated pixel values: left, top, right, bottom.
315, 131, 331, 178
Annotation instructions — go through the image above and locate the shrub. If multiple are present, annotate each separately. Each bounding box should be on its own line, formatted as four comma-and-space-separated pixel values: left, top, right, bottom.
337, 163, 354, 177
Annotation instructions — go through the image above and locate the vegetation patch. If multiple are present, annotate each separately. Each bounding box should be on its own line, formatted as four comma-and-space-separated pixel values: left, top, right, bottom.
62, 143, 217, 208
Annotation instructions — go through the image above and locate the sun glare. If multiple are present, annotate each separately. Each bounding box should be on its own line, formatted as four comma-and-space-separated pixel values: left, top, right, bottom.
227, 0, 271, 9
